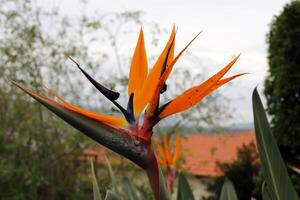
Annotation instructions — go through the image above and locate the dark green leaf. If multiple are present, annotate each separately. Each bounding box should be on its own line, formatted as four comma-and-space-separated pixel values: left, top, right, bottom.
159, 167, 171, 200
105, 157, 119, 196
90, 159, 102, 200
177, 173, 195, 200
252, 88, 299, 200
219, 178, 238, 200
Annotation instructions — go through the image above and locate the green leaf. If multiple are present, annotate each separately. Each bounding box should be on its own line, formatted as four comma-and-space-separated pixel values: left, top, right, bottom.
104, 191, 119, 200
262, 182, 272, 200
252, 88, 299, 200
105, 157, 119, 196
177, 173, 195, 200
219, 178, 238, 200
122, 177, 138, 200
159, 167, 171, 200
90, 159, 102, 200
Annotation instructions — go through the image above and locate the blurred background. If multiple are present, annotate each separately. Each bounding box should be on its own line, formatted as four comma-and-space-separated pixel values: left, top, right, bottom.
1, 0, 299, 199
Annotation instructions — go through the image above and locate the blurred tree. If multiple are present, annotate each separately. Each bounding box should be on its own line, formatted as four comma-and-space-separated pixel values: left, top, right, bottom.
264, 0, 300, 193
204, 142, 261, 200
0, 0, 148, 199
0, 0, 104, 199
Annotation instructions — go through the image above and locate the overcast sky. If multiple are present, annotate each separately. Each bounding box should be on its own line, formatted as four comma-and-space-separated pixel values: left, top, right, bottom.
51, 0, 289, 126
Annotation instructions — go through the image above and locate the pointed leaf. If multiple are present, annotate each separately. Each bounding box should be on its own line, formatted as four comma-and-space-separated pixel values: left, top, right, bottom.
252, 88, 299, 200
159, 166, 172, 200
122, 177, 138, 200
177, 173, 195, 200
90, 159, 103, 200
219, 179, 238, 200
105, 157, 119, 196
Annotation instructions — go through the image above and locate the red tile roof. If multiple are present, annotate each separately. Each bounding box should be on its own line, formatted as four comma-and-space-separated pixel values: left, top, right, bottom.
83, 130, 256, 177
180, 130, 256, 176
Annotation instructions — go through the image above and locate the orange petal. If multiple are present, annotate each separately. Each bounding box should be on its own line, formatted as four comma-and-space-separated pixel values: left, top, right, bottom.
210, 73, 248, 91
153, 140, 167, 165
171, 134, 182, 165
162, 134, 172, 164
12, 81, 127, 127
60, 101, 127, 127
128, 28, 148, 111
161, 32, 202, 85
158, 55, 241, 119
135, 26, 176, 115
146, 32, 201, 116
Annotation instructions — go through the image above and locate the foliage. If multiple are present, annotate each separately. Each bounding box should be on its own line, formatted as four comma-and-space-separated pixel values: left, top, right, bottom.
204, 142, 260, 200
91, 158, 198, 200
205, 89, 300, 200
219, 179, 238, 200
176, 173, 195, 200
91, 158, 160, 200
264, 0, 300, 192
0, 0, 147, 199
253, 88, 299, 200
90, 159, 102, 200
0, 0, 97, 198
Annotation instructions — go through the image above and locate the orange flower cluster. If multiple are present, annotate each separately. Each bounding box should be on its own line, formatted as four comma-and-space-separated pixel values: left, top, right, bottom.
153, 134, 182, 192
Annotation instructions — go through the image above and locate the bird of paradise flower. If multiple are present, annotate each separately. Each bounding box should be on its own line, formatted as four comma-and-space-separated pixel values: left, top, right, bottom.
153, 133, 182, 193
12, 26, 245, 200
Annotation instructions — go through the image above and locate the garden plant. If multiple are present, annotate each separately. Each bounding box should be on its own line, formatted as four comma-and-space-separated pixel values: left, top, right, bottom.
12, 26, 299, 200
